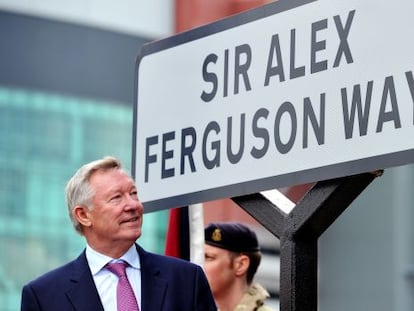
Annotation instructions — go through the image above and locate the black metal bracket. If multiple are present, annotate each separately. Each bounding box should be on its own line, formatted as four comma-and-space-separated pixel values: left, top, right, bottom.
231, 171, 382, 311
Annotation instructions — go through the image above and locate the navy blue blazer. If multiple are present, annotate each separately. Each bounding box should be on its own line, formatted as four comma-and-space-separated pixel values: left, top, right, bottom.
21, 244, 217, 311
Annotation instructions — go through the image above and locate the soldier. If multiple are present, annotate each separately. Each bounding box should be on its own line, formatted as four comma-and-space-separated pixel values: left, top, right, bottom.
204, 222, 275, 311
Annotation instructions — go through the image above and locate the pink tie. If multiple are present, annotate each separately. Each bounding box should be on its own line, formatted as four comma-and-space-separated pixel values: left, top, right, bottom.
106, 262, 139, 311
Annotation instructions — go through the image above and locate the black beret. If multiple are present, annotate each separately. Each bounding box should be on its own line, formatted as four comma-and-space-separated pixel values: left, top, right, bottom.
204, 222, 260, 253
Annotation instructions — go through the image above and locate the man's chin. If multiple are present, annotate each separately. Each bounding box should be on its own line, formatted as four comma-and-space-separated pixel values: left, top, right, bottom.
119, 222, 142, 241
127, 229, 142, 241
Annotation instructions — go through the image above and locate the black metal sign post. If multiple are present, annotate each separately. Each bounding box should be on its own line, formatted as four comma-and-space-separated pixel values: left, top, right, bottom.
232, 171, 382, 311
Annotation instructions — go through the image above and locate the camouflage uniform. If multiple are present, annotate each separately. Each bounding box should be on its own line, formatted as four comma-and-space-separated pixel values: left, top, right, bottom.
232, 283, 275, 311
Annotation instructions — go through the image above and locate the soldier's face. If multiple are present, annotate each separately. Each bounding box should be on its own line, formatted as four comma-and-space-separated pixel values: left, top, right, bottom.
204, 244, 237, 297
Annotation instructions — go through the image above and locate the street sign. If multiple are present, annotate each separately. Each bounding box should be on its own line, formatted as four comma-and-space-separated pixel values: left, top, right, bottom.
133, 0, 414, 212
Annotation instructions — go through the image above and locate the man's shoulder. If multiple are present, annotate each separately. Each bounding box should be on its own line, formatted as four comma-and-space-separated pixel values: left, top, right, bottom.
143, 249, 198, 267
138, 245, 185, 263
138, 247, 202, 272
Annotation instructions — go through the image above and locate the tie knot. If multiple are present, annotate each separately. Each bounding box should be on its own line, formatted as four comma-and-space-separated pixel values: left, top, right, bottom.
106, 261, 128, 278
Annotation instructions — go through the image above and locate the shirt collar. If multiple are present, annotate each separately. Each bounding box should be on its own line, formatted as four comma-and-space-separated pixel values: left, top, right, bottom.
86, 244, 141, 276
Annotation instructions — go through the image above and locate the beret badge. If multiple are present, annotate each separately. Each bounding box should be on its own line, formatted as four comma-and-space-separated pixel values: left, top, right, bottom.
211, 228, 222, 242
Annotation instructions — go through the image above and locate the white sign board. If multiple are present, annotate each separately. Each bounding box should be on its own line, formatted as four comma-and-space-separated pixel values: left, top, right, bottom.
133, 0, 414, 212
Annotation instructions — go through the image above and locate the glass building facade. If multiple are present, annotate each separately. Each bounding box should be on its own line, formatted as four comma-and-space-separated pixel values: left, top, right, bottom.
0, 11, 167, 310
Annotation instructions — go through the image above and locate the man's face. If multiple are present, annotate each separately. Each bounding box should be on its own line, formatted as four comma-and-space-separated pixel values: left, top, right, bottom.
86, 168, 143, 250
204, 244, 236, 296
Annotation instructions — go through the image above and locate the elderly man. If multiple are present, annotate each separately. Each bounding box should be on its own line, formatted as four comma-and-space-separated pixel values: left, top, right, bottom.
21, 156, 216, 311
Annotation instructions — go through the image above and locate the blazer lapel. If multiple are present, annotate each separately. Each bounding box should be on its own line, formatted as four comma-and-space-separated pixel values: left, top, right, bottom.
66, 251, 104, 311
138, 245, 168, 311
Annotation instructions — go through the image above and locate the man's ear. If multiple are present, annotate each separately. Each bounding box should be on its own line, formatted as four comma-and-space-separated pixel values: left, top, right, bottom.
234, 254, 250, 277
73, 205, 92, 228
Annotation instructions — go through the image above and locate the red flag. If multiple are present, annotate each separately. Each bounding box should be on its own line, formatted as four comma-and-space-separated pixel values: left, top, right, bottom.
165, 207, 190, 260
